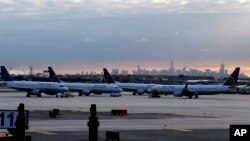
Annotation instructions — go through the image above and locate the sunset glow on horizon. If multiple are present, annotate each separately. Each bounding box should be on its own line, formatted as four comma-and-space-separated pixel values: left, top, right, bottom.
11, 63, 249, 77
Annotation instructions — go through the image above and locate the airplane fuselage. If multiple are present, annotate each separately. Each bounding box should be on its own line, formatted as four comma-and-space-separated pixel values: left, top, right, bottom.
63, 82, 122, 95
115, 83, 158, 94
0, 81, 69, 95
150, 84, 235, 95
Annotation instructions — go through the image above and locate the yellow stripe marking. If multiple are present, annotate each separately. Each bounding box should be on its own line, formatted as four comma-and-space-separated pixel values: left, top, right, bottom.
71, 109, 79, 112
164, 126, 192, 132
31, 129, 56, 135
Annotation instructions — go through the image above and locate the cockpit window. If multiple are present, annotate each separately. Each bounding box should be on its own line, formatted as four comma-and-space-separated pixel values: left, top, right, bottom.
60, 85, 65, 87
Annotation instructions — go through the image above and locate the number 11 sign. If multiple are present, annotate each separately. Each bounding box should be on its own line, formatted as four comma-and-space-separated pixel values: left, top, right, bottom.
0, 110, 29, 129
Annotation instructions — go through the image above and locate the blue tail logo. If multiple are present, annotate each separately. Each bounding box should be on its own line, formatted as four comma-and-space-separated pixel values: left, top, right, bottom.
224, 67, 240, 86
48, 67, 61, 83
1, 66, 13, 81
103, 68, 115, 84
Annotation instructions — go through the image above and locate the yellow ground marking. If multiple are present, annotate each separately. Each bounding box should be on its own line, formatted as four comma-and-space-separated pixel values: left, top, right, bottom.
71, 108, 79, 112
30, 129, 56, 135
164, 126, 192, 132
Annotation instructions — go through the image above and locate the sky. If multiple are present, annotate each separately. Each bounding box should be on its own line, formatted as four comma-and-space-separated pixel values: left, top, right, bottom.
0, 0, 250, 75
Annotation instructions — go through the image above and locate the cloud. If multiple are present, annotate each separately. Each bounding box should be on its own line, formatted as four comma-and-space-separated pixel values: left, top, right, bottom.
217, 1, 226, 5
0, 0, 15, 4
239, 0, 248, 3
0, 0, 250, 19
136, 37, 148, 43
0, 7, 15, 12
152, 0, 170, 4
84, 37, 94, 43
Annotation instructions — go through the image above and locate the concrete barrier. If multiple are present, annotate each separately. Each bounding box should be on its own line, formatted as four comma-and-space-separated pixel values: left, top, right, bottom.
53, 109, 60, 115
106, 131, 120, 141
49, 111, 57, 118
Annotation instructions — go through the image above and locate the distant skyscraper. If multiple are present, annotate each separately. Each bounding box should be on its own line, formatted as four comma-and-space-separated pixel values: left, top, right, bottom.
182, 66, 187, 75
121, 70, 129, 75
169, 60, 175, 75
137, 65, 140, 71
43, 70, 49, 76
171, 60, 174, 69
111, 69, 119, 75
219, 62, 225, 77
205, 69, 211, 76
137, 65, 144, 75
29, 66, 33, 76
225, 69, 228, 76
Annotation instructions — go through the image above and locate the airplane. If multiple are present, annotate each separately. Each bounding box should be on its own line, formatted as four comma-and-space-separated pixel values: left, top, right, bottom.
48, 67, 122, 97
147, 67, 240, 99
0, 66, 69, 97
103, 68, 159, 95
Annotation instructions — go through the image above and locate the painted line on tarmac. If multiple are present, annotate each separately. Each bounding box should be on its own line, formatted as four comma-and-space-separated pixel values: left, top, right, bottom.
164, 126, 192, 132
30, 129, 57, 135
71, 109, 79, 112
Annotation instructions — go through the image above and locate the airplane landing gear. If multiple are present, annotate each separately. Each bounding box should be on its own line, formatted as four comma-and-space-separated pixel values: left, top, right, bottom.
26, 93, 31, 97
195, 95, 199, 99
132, 92, 136, 95
78, 92, 82, 96
189, 95, 193, 99
37, 93, 42, 97
149, 93, 161, 98
56, 93, 69, 98
111, 93, 121, 97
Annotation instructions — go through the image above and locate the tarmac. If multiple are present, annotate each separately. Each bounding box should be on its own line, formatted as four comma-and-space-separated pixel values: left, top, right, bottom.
0, 91, 250, 141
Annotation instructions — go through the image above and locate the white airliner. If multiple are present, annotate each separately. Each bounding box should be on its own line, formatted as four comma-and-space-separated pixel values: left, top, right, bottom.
0, 66, 69, 97
48, 67, 122, 97
103, 68, 159, 95
148, 67, 240, 99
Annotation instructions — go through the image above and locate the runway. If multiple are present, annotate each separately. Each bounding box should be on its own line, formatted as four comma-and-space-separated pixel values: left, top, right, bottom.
0, 92, 250, 140
30, 129, 228, 141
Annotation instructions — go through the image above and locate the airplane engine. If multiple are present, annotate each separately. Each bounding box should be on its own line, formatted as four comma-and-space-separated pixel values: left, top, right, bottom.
82, 90, 91, 96
136, 89, 144, 95
173, 92, 183, 97
27, 89, 42, 97
30, 89, 40, 95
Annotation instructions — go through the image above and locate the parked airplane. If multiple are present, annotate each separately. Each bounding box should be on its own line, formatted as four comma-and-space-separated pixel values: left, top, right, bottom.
103, 68, 159, 95
48, 67, 122, 97
0, 66, 69, 97
147, 67, 240, 98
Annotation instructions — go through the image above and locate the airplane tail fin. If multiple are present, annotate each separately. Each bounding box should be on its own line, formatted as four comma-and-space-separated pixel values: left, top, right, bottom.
184, 83, 189, 90
48, 67, 61, 83
103, 68, 115, 84
1, 66, 13, 81
223, 67, 240, 86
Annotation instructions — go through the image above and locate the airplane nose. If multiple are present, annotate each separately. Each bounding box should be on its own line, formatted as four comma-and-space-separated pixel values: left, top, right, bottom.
64, 87, 69, 92
118, 88, 123, 92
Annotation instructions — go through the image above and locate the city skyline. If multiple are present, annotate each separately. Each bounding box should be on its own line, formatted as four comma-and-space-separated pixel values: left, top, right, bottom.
7, 61, 248, 78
